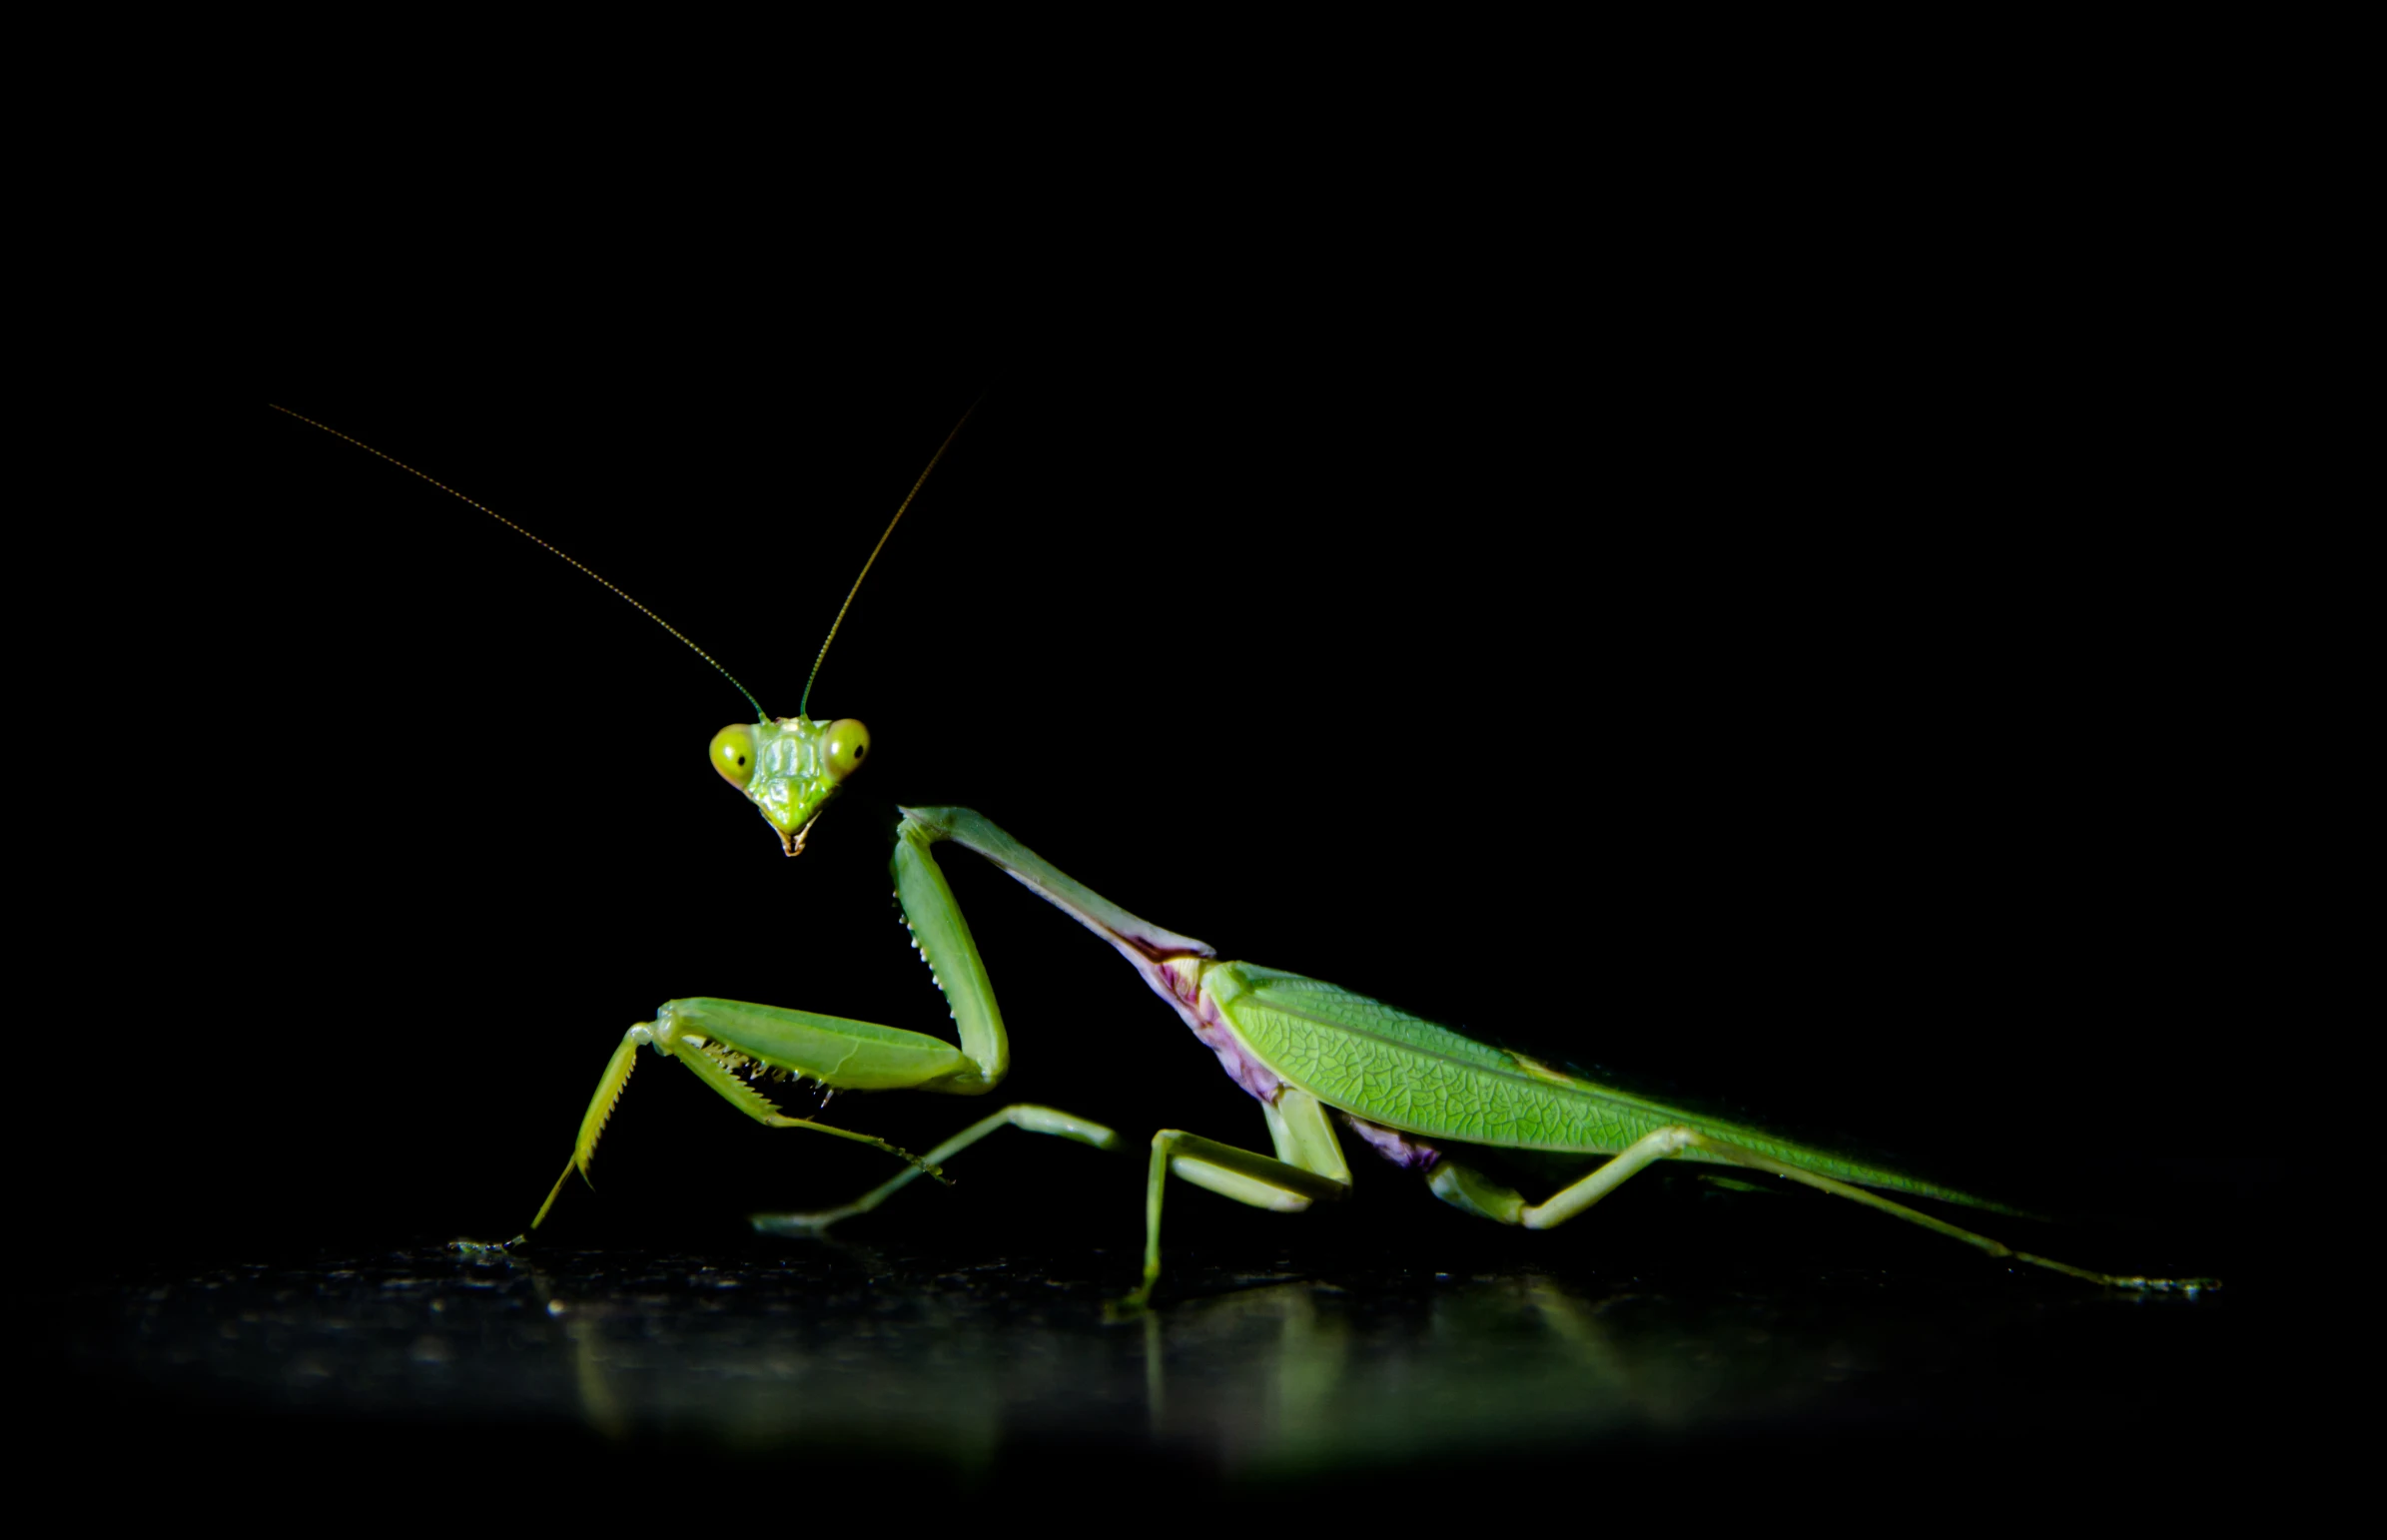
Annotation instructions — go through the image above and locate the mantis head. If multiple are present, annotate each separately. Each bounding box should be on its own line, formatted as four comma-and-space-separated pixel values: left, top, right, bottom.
268, 400, 966, 864
699, 403, 978, 857
710, 715, 871, 856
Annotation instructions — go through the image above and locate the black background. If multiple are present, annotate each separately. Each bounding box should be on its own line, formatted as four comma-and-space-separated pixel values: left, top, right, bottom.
175, 335, 2267, 1282
80, 148, 2279, 1286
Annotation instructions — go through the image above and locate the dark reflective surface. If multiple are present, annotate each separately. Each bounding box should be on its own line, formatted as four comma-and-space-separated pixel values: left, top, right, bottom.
52, 1221, 2263, 1497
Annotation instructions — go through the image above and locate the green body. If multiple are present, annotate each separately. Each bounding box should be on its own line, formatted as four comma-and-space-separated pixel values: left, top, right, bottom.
565, 783, 2182, 1304
269, 403, 2200, 1303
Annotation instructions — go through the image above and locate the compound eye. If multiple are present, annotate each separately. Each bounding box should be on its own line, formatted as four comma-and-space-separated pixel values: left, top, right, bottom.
822, 718, 871, 780
710, 724, 758, 788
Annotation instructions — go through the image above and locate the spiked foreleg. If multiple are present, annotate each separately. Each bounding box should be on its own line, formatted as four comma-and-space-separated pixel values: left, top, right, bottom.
473, 1021, 950, 1249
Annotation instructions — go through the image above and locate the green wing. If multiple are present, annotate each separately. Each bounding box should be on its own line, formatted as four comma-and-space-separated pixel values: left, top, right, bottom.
1207, 963, 2003, 1209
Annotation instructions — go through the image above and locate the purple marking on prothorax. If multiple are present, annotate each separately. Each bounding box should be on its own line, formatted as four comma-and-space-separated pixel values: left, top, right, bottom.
1116, 928, 1189, 966
1338, 1114, 1443, 1172
1166, 964, 1283, 1105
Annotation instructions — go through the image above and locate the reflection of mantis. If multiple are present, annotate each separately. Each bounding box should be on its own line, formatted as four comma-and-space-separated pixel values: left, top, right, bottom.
275, 403, 2207, 1309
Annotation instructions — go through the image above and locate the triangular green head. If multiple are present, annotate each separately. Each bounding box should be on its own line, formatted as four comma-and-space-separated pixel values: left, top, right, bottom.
703, 405, 981, 856
710, 714, 873, 855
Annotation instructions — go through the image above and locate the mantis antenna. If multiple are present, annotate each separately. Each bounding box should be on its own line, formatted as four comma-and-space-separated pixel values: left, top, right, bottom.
271, 400, 978, 723
269, 401, 771, 721
798, 399, 979, 719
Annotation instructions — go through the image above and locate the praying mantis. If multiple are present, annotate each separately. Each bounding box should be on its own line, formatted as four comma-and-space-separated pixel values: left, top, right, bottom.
270, 385, 2216, 1305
